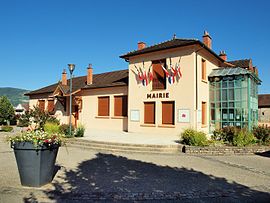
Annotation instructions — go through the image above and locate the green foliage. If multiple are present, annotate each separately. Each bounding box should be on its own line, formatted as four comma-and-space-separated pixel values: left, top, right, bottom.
74, 124, 85, 137
1, 126, 13, 132
212, 126, 239, 144
17, 106, 59, 130
17, 111, 31, 127
213, 127, 256, 146
0, 87, 29, 106
232, 129, 256, 147
252, 126, 270, 145
181, 128, 208, 146
44, 122, 60, 134
0, 96, 15, 125
59, 124, 74, 138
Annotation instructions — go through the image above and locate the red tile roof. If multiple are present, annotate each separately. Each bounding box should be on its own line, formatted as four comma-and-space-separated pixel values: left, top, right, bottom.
25, 69, 128, 96
120, 38, 225, 63
259, 94, 270, 108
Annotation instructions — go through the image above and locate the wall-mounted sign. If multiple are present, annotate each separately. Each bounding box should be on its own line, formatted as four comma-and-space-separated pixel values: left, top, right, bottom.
178, 109, 190, 123
130, 110, 140, 122
147, 92, 169, 99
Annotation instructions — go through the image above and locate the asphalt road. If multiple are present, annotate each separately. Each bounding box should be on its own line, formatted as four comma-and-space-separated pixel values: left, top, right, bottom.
0, 133, 270, 202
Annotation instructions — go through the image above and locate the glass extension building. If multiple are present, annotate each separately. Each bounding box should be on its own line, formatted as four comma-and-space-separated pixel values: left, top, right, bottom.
209, 67, 261, 131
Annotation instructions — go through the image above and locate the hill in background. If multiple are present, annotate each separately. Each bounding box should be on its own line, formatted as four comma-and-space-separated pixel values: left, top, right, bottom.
0, 87, 30, 106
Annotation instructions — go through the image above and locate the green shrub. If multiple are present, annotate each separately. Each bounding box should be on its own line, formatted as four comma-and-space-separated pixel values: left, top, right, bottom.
74, 124, 85, 137
181, 128, 208, 146
212, 129, 223, 141
252, 126, 270, 145
232, 129, 256, 146
44, 122, 60, 134
59, 124, 74, 138
1, 126, 13, 132
17, 106, 59, 129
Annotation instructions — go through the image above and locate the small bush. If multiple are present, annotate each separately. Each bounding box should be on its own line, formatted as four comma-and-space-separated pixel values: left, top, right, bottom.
181, 128, 208, 146
1, 126, 13, 132
74, 124, 85, 137
212, 129, 223, 141
232, 129, 256, 147
252, 126, 270, 145
44, 122, 60, 134
59, 124, 74, 138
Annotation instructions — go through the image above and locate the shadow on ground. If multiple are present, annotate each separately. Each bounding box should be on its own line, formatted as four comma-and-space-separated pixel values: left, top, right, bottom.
255, 150, 270, 158
24, 153, 270, 202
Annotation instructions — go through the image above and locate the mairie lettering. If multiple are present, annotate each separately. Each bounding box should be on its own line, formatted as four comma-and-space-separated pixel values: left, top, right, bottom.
147, 93, 169, 99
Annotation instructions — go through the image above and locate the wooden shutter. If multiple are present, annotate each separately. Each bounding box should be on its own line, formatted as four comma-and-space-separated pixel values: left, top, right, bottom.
48, 100, 54, 113
98, 96, 110, 116
202, 102, 207, 125
202, 59, 206, 80
114, 95, 127, 116
152, 60, 166, 90
144, 102, 155, 124
38, 100, 45, 111
162, 101, 175, 125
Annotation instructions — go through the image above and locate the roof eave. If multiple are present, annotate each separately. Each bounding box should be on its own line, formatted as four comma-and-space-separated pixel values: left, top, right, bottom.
120, 41, 225, 63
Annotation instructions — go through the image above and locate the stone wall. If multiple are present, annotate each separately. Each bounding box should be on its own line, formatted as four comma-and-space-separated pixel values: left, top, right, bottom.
183, 145, 270, 155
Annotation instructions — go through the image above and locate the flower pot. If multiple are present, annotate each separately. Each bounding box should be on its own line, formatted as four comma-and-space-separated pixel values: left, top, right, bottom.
12, 142, 59, 187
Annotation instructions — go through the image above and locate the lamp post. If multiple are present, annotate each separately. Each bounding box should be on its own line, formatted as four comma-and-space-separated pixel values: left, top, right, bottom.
68, 64, 75, 137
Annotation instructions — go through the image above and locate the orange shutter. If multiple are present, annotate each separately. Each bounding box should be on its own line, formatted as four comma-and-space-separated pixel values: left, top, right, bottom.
202, 59, 206, 80
38, 100, 45, 111
47, 100, 54, 113
98, 97, 110, 116
144, 102, 155, 124
202, 102, 207, 125
152, 60, 166, 90
114, 95, 128, 116
162, 101, 175, 125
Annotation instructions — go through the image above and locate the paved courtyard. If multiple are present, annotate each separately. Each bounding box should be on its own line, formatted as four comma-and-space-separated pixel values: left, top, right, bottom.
0, 133, 270, 202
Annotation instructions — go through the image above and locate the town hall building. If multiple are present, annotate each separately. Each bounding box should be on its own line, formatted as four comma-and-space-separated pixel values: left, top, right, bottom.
26, 31, 261, 136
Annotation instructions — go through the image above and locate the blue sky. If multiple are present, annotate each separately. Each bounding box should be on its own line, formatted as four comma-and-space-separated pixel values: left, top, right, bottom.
0, 0, 269, 93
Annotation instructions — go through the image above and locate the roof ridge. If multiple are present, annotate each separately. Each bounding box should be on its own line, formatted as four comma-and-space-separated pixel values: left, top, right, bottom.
122, 38, 198, 56
228, 58, 251, 62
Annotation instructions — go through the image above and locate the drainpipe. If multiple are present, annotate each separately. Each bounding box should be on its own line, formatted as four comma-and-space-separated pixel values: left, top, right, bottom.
195, 52, 198, 129
195, 47, 203, 129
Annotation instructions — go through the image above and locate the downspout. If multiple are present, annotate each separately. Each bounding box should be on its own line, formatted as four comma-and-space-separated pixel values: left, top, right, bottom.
195, 51, 198, 129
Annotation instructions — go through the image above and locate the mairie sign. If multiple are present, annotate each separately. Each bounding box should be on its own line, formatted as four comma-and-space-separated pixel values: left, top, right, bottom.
147, 92, 169, 99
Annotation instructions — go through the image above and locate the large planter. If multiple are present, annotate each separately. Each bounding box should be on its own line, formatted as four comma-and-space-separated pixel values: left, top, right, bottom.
12, 142, 59, 187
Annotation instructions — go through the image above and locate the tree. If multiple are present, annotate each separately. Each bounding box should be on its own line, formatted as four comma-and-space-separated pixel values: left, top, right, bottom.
0, 96, 15, 125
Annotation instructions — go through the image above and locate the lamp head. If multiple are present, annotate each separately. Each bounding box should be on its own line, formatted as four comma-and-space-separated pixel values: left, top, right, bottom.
68, 64, 75, 74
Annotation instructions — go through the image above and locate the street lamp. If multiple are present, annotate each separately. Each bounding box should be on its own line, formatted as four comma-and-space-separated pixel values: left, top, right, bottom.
68, 64, 75, 137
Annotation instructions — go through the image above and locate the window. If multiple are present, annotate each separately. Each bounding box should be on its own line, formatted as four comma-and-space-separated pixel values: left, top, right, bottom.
47, 100, 54, 114
114, 95, 128, 116
98, 96, 110, 116
144, 102, 155, 124
152, 60, 166, 90
202, 102, 207, 125
202, 59, 206, 81
38, 100, 45, 111
162, 101, 175, 125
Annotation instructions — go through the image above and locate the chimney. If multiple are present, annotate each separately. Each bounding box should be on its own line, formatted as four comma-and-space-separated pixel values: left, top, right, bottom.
138, 42, 146, 50
202, 31, 212, 49
62, 69, 67, 85
219, 51, 227, 61
87, 64, 93, 85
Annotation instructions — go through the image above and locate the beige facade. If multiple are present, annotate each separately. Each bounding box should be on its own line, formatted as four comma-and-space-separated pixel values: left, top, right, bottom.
127, 45, 220, 136
258, 107, 270, 126
77, 86, 128, 134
